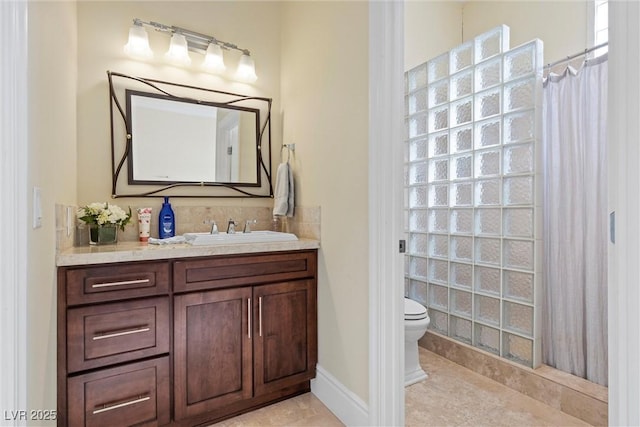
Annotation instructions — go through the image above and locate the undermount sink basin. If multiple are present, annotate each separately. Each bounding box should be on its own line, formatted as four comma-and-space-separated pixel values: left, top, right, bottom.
183, 231, 298, 246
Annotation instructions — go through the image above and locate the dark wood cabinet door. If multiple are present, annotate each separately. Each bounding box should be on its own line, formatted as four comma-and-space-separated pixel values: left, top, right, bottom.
253, 279, 317, 396
173, 287, 253, 420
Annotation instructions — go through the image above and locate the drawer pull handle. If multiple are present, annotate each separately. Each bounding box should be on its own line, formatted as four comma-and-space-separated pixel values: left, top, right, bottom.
92, 279, 150, 289
259, 296, 263, 337
248, 298, 251, 339
93, 326, 150, 341
92, 395, 150, 415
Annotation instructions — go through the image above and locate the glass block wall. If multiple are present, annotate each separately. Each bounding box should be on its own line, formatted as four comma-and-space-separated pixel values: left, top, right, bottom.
404, 26, 543, 368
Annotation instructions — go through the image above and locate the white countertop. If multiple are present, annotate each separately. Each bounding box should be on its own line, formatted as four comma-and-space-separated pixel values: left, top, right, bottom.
56, 238, 320, 266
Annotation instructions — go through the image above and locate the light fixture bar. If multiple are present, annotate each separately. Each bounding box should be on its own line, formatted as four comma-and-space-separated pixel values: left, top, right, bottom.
132, 18, 251, 56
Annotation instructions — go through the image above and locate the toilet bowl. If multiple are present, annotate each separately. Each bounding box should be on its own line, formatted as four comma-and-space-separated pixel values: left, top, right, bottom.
405, 297, 430, 386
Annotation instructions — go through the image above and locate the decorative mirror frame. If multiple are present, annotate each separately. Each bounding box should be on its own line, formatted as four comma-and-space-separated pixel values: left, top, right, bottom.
107, 70, 273, 198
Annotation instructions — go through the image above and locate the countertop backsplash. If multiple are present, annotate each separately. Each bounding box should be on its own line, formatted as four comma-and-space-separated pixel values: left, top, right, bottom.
56, 203, 320, 249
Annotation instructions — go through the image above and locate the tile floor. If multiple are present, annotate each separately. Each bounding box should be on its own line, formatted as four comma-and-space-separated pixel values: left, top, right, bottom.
212, 348, 591, 426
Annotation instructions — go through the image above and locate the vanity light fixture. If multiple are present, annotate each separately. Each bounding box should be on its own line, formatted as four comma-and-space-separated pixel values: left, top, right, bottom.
124, 18, 257, 82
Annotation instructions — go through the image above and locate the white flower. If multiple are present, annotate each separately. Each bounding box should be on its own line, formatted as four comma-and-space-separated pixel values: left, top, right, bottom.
77, 202, 132, 230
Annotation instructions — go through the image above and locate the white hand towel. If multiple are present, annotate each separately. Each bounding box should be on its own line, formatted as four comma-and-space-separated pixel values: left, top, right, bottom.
273, 162, 294, 217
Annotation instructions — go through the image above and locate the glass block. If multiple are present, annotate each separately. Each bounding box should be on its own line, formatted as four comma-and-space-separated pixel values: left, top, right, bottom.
504, 40, 538, 82
451, 125, 473, 153
451, 236, 473, 262
474, 25, 509, 63
475, 294, 500, 326
474, 324, 500, 355
428, 284, 449, 311
450, 69, 474, 101
428, 158, 449, 182
503, 332, 533, 367
428, 106, 449, 133
475, 266, 501, 296
475, 179, 501, 206
428, 234, 449, 258
475, 237, 501, 266
503, 270, 534, 303
407, 63, 428, 91
409, 233, 428, 256
409, 186, 427, 208
450, 182, 473, 207
404, 141, 410, 164
474, 118, 501, 148
409, 162, 427, 185
503, 301, 533, 336
450, 41, 474, 73
451, 97, 473, 127
407, 89, 428, 115
429, 309, 448, 335
450, 262, 473, 289
428, 52, 450, 82
428, 79, 449, 107
504, 111, 535, 144
475, 149, 501, 177
428, 183, 449, 207
503, 239, 534, 270
475, 57, 502, 91
428, 132, 449, 157
504, 143, 534, 174
450, 316, 472, 344
504, 176, 533, 205
475, 208, 501, 235
475, 88, 501, 120
428, 209, 449, 233
450, 209, 473, 234
504, 78, 536, 113
451, 154, 473, 180
408, 279, 427, 305
410, 256, 428, 279
408, 112, 428, 138
428, 259, 449, 284
503, 208, 533, 238
409, 209, 428, 232
451, 290, 472, 317
409, 137, 428, 162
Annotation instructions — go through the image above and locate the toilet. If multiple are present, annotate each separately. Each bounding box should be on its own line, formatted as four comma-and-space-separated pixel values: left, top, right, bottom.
404, 297, 430, 386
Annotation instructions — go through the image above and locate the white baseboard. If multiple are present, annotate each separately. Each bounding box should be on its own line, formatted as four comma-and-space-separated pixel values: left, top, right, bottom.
311, 365, 369, 426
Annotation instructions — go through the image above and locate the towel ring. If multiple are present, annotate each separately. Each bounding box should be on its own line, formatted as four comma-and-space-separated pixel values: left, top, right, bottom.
282, 143, 295, 163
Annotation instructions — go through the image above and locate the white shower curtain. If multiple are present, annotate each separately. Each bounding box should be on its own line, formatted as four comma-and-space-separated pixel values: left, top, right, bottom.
542, 55, 608, 386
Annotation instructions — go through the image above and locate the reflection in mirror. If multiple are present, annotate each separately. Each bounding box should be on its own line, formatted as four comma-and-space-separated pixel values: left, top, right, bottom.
108, 71, 273, 198
127, 90, 259, 184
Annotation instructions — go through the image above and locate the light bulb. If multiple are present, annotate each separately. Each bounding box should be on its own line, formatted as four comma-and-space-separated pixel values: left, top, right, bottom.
124, 24, 153, 59
202, 43, 226, 73
235, 53, 257, 83
165, 33, 191, 66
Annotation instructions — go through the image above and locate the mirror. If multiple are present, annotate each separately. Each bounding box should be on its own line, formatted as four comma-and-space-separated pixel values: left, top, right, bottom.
127, 90, 259, 184
108, 71, 273, 198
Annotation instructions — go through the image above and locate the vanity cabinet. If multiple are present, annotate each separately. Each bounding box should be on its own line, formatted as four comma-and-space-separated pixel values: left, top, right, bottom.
58, 249, 317, 427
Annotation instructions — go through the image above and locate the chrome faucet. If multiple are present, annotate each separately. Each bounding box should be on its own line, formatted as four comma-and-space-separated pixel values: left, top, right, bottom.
243, 219, 257, 233
226, 219, 238, 234
203, 220, 218, 234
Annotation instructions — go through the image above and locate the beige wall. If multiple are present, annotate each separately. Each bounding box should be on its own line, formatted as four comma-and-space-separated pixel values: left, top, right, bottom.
406, 1, 589, 70
405, 1, 463, 71
27, 1, 77, 421
462, 0, 588, 67
280, 2, 370, 402
76, 1, 282, 210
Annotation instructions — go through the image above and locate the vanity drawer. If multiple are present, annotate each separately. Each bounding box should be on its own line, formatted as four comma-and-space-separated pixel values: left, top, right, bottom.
67, 356, 170, 427
173, 250, 317, 292
65, 262, 170, 306
67, 297, 169, 373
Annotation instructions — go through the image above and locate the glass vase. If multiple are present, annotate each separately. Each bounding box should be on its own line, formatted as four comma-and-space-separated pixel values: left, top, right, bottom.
89, 224, 118, 245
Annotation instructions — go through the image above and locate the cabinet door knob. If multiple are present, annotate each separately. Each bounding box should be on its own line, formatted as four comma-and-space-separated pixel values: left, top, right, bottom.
92, 278, 150, 289
92, 395, 150, 415
259, 296, 263, 337
248, 298, 252, 339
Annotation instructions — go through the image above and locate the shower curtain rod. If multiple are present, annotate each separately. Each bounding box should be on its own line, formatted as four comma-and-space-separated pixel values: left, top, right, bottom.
544, 41, 608, 69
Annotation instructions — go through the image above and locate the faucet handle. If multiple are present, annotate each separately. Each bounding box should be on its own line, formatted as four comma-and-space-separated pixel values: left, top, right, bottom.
243, 219, 257, 233
203, 219, 218, 234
